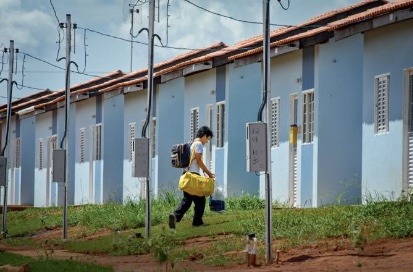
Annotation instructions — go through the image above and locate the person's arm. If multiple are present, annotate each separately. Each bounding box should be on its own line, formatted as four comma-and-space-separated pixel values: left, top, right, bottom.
194, 153, 214, 178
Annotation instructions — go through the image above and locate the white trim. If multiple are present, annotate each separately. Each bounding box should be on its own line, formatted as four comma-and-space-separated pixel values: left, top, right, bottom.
270, 97, 280, 148
302, 90, 314, 144
216, 102, 225, 148
374, 73, 390, 134
190, 107, 199, 141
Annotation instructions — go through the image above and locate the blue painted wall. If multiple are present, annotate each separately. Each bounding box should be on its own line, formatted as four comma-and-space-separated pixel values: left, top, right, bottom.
362, 20, 413, 201
317, 34, 363, 205
157, 77, 185, 194
227, 62, 262, 196
123, 89, 148, 201
20, 116, 35, 205
103, 93, 124, 203
301, 46, 316, 207
56, 104, 76, 205
74, 98, 96, 204
34, 112, 52, 207
270, 50, 303, 203
184, 70, 217, 165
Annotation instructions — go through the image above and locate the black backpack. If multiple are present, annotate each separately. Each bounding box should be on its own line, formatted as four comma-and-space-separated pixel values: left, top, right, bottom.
171, 142, 192, 168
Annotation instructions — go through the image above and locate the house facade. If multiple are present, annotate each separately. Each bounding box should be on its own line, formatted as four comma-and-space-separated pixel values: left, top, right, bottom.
2, 0, 413, 208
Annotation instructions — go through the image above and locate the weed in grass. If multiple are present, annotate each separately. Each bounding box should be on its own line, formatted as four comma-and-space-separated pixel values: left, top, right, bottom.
144, 227, 177, 266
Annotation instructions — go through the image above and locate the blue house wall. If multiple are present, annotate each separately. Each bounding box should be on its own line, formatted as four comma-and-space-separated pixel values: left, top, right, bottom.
34, 112, 51, 207
301, 46, 316, 207
157, 77, 185, 194
362, 20, 413, 200
19, 115, 35, 206
269, 49, 303, 204
184, 69, 218, 182
227, 62, 262, 196
102, 92, 124, 203
123, 89, 148, 201
317, 34, 363, 205
74, 98, 96, 204
56, 106, 76, 205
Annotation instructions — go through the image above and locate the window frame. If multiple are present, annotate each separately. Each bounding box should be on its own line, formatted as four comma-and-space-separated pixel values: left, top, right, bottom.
216, 102, 225, 148
302, 90, 314, 144
190, 107, 199, 141
374, 73, 390, 134
270, 97, 280, 148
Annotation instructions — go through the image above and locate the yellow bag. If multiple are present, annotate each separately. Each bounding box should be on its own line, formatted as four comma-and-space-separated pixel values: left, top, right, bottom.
178, 172, 215, 197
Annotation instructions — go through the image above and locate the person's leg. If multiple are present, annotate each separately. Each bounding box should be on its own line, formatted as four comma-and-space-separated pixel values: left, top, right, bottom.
192, 195, 206, 226
170, 192, 193, 225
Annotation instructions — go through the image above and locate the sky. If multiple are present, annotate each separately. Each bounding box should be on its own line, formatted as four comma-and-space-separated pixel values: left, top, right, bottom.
0, 0, 362, 105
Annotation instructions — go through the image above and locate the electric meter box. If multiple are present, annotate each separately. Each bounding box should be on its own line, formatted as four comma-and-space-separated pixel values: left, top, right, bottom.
0, 156, 6, 186
53, 149, 66, 183
134, 138, 149, 178
246, 122, 267, 172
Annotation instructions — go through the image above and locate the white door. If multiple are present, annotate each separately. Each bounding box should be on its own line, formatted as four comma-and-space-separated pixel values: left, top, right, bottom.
47, 135, 57, 206
289, 94, 298, 207
404, 70, 413, 191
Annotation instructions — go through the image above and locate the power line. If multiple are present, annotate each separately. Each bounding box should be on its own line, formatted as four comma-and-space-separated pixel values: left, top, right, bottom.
182, 0, 292, 27
14, 83, 43, 91
49, 0, 61, 24
20, 51, 107, 80
78, 26, 262, 52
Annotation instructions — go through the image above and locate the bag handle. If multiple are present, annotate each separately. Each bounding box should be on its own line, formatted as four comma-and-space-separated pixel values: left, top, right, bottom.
187, 140, 201, 171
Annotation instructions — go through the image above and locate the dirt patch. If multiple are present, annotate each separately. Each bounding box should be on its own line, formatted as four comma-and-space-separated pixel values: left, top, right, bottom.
2, 232, 413, 272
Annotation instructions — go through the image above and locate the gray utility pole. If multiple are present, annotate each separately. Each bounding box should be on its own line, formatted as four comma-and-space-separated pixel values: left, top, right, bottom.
63, 14, 72, 241
1, 40, 15, 239
263, 0, 273, 264
146, 0, 155, 238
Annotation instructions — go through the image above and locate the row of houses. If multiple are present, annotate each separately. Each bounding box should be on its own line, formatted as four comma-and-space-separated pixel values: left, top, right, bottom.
1, 0, 413, 208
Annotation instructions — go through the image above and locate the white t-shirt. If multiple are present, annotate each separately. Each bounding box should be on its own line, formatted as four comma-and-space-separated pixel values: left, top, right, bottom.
188, 141, 203, 174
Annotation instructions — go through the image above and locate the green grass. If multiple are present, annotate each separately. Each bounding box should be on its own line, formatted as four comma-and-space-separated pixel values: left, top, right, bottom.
0, 251, 113, 272
1, 193, 413, 270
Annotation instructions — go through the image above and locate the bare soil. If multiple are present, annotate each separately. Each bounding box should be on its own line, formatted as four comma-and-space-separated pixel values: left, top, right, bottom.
1, 228, 413, 272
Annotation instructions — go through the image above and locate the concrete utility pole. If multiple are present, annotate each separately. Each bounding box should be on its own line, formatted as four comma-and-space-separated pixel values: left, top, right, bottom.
263, 0, 273, 264
139, 0, 155, 237
1, 40, 15, 239
145, 0, 155, 238
63, 14, 72, 241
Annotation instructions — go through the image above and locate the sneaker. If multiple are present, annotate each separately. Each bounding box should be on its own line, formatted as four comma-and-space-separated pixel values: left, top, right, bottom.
192, 220, 205, 227
168, 213, 176, 229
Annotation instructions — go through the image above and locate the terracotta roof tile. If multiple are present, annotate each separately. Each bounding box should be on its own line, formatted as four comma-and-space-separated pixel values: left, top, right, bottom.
0, 89, 56, 114
229, 0, 394, 60
330, 0, 413, 30
33, 70, 125, 109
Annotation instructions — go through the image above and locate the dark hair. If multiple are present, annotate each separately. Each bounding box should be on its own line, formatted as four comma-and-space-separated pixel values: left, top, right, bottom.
196, 126, 213, 138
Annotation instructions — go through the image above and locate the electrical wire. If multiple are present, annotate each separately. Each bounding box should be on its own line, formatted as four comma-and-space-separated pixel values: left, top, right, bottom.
14, 53, 26, 90
20, 52, 109, 80
277, 0, 290, 11
182, 0, 292, 27
81, 29, 88, 73
78, 26, 256, 52
50, 0, 65, 61
49, 0, 61, 24
0, 50, 7, 77
164, 0, 170, 46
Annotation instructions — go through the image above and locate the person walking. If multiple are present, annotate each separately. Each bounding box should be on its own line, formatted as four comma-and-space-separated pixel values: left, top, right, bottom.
169, 126, 215, 228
